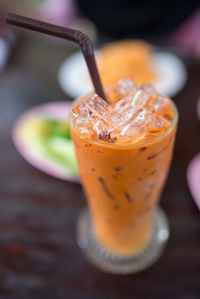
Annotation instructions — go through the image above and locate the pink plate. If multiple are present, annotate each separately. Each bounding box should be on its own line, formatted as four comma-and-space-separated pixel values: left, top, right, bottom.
187, 153, 200, 210
186, 97, 200, 210
12, 101, 80, 183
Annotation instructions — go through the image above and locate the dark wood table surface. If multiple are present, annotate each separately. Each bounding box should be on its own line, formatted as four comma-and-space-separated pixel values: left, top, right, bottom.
0, 32, 200, 299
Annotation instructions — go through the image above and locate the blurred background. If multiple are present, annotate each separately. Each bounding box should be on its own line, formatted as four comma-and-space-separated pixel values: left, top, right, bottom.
0, 0, 200, 298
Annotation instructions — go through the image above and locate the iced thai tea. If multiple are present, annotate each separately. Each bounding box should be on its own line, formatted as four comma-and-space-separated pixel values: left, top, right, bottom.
70, 79, 177, 258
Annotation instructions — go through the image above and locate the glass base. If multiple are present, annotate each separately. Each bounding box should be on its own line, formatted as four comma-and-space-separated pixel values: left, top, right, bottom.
77, 207, 169, 274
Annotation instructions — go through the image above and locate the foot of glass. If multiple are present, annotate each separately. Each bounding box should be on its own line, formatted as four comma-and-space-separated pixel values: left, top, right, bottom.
77, 207, 169, 274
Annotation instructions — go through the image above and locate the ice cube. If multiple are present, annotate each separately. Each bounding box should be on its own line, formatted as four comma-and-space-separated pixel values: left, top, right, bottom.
147, 117, 164, 133
154, 96, 169, 112
78, 126, 92, 135
105, 78, 136, 104
84, 94, 113, 119
112, 89, 149, 124
73, 94, 115, 136
117, 130, 146, 143
72, 101, 90, 129
113, 95, 135, 124
111, 109, 148, 142
93, 120, 108, 135
117, 78, 136, 96
140, 84, 157, 98
154, 97, 174, 121
130, 90, 149, 110
111, 122, 146, 143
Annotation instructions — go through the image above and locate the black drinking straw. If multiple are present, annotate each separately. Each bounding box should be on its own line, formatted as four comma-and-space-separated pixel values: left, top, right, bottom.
6, 13, 106, 101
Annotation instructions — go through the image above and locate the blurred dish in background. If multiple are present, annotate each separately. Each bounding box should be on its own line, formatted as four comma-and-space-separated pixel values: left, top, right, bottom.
187, 98, 200, 211
97, 40, 156, 86
12, 102, 79, 183
0, 38, 9, 72
187, 154, 200, 211
58, 40, 187, 99
0, 14, 15, 72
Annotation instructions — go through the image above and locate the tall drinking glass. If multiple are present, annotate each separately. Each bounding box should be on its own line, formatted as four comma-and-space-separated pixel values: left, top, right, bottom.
70, 86, 178, 274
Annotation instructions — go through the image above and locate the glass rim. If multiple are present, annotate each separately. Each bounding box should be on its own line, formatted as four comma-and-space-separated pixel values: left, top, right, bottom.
70, 98, 178, 149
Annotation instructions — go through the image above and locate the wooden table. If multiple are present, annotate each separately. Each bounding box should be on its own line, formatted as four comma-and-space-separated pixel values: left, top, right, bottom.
0, 33, 200, 299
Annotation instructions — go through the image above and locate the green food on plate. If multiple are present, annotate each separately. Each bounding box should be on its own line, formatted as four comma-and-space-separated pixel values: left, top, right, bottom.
28, 117, 78, 175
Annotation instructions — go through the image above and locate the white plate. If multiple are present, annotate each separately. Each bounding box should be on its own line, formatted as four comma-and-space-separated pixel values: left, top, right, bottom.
58, 50, 187, 99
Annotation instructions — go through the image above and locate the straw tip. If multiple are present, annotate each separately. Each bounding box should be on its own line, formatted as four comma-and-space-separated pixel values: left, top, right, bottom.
5, 12, 17, 24
5, 12, 12, 23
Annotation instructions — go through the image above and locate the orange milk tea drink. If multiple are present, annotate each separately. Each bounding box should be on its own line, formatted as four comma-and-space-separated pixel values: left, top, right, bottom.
70, 79, 178, 273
